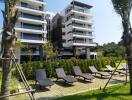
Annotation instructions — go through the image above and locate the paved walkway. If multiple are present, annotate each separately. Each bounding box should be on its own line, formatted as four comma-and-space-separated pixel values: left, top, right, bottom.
34, 74, 128, 100
10, 74, 128, 100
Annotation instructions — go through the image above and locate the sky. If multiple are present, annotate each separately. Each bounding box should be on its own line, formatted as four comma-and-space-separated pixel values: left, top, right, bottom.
0, 0, 123, 45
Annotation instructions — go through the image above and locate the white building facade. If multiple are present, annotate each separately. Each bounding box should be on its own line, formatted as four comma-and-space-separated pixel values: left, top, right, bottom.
15, 0, 47, 62
61, 1, 96, 58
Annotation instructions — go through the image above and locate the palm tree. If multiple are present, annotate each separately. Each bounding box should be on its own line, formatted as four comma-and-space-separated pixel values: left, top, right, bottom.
0, 0, 19, 100
111, 0, 132, 94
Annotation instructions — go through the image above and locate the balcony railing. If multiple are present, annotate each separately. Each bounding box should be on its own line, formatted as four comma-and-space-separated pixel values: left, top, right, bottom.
73, 24, 92, 29
66, 7, 90, 14
22, 34, 43, 40
73, 40, 94, 44
21, 50, 40, 55
73, 32, 93, 36
36, 0, 43, 2
21, 4, 43, 11
23, 25, 43, 30
21, 14, 44, 21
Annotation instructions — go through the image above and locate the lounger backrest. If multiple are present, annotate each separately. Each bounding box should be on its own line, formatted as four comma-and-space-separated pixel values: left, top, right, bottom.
89, 66, 98, 73
73, 66, 82, 75
36, 69, 47, 81
106, 65, 114, 71
56, 68, 66, 78
122, 64, 128, 69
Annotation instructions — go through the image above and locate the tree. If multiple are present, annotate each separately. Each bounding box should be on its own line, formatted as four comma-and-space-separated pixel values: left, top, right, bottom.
43, 41, 57, 61
111, 0, 132, 94
0, 0, 19, 100
96, 42, 125, 58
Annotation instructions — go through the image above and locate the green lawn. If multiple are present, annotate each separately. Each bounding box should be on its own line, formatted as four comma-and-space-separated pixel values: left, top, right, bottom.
54, 84, 132, 100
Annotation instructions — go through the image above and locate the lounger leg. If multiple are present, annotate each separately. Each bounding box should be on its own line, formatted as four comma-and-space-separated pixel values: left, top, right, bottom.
35, 81, 37, 85
56, 78, 59, 81
84, 78, 86, 81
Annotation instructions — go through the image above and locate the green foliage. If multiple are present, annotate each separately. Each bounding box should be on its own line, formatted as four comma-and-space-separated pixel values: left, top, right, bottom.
15, 40, 28, 48
111, 0, 131, 17
12, 58, 121, 79
43, 41, 57, 60
97, 42, 125, 58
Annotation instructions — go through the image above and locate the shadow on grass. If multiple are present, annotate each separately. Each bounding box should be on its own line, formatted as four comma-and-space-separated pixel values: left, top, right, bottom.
30, 83, 51, 92
54, 81, 75, 87
77, 79, 93, 84
39, 84, 130, 100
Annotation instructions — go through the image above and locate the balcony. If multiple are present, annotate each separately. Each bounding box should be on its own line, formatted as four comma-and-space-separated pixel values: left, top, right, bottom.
21, 14, 44, 20
22, 24, 43, 30
22, 33, 43, 41
72, 24, 94, 32
15, 27, 47, 34
16, 6, 45, 15
73, 32, 94, 39
71, 17, 93, 25
63, 41, 96, 47
18, 17, 47, 25
66, 8, 92, 17
19, 39, 45, 44
21, 50, 40, 56
21, 0, 46, 6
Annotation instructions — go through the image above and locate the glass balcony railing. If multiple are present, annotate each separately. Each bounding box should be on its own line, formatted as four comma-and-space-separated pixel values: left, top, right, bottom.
73, 24, 92, 29
20, 14, 44, 21
21, 4, 43, 11
21, 50, 40, 54
36, 0, 43, 2
73, 32, 93, 36
73, 16, 85, 20
73, 40, 94, 44
66, 7, 90, 14
22, 34, 43, 40
23, 25, 43, 30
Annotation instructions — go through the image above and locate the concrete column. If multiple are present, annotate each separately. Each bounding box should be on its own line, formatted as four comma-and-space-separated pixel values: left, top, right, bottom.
73, 47, 77, 57
86, 48, 90, 59
73, 47, 80, 58
39, 45, 43, 61
15, 46, 21, 64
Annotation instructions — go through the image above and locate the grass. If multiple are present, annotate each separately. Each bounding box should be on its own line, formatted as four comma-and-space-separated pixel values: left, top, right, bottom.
54, 83, 132, 100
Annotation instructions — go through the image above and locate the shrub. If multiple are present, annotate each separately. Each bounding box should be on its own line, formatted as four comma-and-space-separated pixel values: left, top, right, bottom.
12, 58, 119, 79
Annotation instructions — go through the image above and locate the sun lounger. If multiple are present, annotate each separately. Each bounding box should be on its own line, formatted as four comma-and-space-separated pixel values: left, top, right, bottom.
56, 68, 77, 83
89, 66, 110, 78
36, 69, 54, 87
73, 66, 94, 81
106, 65, 126, 74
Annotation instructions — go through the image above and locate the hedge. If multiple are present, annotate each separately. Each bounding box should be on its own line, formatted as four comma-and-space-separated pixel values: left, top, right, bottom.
12, 58, 121, 80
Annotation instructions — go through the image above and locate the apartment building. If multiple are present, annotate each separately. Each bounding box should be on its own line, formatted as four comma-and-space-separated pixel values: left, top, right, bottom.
52, 0, 96, 59
15, 0, 47, 62
45, 12, 56, 41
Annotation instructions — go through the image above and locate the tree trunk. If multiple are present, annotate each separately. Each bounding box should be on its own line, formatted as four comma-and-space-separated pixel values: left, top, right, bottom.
126, 43, 132, 94
1, 47, 12, 100
1, 34, 15, 100
1, 65, 11, 100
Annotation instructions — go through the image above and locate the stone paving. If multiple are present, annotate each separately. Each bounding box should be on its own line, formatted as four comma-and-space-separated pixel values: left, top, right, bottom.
34, 74, 129, 100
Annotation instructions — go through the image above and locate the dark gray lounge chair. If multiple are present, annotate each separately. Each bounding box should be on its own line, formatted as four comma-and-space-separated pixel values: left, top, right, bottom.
106, 65, 126, 74
36, 69, 54, 87
73, 66, 94, 81
56, 68, 77, 83
89, 66, 110, 78
122, 64, 128, 70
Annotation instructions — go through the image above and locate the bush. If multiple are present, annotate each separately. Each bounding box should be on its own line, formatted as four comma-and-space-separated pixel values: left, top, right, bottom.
12, 58, 120, 80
